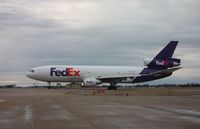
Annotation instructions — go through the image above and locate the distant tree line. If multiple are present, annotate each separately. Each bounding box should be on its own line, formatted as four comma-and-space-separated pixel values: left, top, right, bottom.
134, 83, 200, 87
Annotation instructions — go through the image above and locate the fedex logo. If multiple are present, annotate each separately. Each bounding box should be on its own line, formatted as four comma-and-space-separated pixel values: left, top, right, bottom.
156, 60, 168, 66
50, 68, 80, 76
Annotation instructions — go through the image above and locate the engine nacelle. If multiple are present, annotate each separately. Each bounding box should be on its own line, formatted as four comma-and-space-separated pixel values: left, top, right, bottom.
82, 78, 102, 87
144, 58, 181, 68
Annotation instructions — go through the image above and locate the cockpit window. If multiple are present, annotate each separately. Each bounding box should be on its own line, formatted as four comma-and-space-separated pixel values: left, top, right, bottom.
29, 70, 34, 72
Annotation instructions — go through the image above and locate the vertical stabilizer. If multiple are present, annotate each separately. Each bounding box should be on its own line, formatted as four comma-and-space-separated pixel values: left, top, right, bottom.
154, 41, 178, 59
146, 41, 180, 68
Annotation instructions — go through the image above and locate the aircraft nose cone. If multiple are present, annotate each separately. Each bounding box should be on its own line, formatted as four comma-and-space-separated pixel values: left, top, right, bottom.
26, 72, 32, 78
26, 69, 35, 79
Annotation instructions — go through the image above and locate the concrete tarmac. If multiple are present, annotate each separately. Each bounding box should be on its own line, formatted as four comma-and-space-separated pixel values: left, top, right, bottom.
0, 88, 200, 129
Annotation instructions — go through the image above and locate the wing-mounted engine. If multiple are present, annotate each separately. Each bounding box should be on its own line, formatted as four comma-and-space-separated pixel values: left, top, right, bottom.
82, 78, 102, 86
144, 58, 181, 68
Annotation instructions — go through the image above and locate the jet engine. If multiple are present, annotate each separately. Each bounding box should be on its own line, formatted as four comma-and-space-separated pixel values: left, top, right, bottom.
82, 78, 102, 86
144, 58, 181, 68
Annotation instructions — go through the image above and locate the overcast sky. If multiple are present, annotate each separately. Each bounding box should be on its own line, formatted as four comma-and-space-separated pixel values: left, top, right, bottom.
0, 0, 200, 85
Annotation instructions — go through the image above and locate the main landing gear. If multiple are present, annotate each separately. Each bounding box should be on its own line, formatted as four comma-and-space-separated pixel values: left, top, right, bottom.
107, 81, 117, 90
48, 82, 51, 89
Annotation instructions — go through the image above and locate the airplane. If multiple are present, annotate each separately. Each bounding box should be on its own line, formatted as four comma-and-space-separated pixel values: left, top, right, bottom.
26, 41, 181, 90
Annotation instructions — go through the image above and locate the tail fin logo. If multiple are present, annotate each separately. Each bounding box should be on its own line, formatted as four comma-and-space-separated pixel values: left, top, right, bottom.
156, 60, 169, 66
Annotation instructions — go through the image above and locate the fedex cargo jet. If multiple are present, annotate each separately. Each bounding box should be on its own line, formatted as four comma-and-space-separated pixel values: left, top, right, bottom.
26, 41, 181, 89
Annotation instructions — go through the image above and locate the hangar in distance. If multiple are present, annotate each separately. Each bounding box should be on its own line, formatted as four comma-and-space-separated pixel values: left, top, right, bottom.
27, 41, 181, 89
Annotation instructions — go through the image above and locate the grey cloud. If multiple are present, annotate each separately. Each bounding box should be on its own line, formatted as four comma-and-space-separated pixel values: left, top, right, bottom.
0, 0, 200, 84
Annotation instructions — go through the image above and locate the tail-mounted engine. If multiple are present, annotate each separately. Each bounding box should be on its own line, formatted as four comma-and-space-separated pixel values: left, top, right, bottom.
144, 58, 181, 68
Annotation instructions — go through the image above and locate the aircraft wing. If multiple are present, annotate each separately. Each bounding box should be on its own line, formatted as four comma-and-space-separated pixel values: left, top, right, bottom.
97, 75, 138, 79
97, 74, 140, 83
97, 66, 181, 83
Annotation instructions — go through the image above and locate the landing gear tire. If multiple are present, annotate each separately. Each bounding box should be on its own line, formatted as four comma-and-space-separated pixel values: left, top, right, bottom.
47, 82, 51, 89
108, 81, 117, 90
107, 86, 117, 90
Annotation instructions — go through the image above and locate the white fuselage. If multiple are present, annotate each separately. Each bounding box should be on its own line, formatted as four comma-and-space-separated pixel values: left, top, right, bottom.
27, 65, 143, 83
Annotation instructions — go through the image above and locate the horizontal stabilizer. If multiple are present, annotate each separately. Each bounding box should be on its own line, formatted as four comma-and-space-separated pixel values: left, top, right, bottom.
141, 66, 182, 76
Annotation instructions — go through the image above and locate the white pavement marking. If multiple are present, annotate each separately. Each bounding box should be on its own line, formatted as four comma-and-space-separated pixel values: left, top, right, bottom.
158, 106, 200, 123
0, 99, 5, 102
24, 105, 34, 129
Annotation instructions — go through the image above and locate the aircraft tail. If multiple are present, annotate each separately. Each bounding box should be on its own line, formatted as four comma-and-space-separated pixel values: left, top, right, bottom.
144, 41, 181, 68
154, 41, 178, 59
